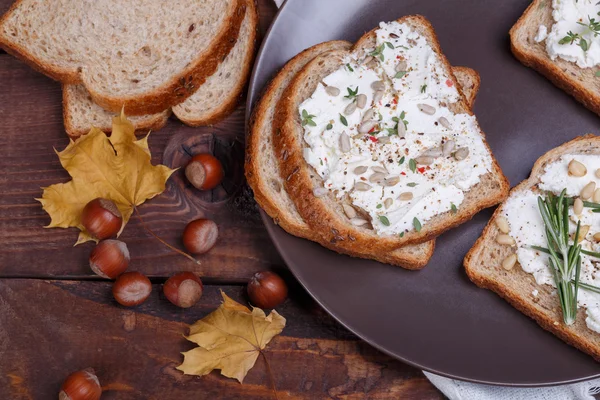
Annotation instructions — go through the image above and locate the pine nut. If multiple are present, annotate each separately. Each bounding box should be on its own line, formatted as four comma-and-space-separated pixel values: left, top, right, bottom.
496, 234, 515, 246
502, 254, 517, 271
313, 187, 328, 197
581, 181, 596, 200
594, 188, 600, 203
496, 216, 510, 234
572, 225, 591, 242
342, 204, 356, 219
325, 85, 340, 96
417, 104, 436, 115
353, 166, 368, 175
356, 94, 367, 109
399, 192, 413, 201
371, 81, 385, 91
384, 198, 393, 209
344, 102, 357, 115
568, 159, 587, 177
574, 198, 584, 215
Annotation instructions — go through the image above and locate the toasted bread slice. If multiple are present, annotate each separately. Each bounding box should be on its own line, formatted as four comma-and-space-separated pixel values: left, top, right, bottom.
274, 16, 508, 255
0, 0, 246, 115
465, 135, 600, 361
247, 39, 480, 269
61, 0, 258, 137
510, 0, 600, 116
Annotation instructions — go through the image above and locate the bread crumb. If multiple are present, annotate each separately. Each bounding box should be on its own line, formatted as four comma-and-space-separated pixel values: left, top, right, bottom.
553, 321, 559, 326
532, 289, 539, 297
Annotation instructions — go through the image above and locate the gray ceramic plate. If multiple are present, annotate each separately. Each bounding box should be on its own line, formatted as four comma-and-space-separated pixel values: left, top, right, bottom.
246, 0, 600, 386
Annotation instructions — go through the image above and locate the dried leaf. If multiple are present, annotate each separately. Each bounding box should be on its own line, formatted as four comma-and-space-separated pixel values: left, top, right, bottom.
177, 291, 286, 383
37, 111, 175, 244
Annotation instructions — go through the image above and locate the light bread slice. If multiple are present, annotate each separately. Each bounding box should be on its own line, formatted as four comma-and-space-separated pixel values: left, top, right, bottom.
465, 135, 600, 361
0, 0, 247, 115
61, 0, 258, 137
510, 0, 600, 116
274, 16, 509, 255
246, 39, 480, 269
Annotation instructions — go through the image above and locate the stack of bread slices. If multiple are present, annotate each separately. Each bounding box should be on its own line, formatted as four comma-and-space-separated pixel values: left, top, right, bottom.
0, 0, 259, 138
247, 16, 509, 269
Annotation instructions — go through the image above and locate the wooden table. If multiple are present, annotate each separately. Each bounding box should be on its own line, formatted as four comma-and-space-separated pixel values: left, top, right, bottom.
0, 1, 444, 398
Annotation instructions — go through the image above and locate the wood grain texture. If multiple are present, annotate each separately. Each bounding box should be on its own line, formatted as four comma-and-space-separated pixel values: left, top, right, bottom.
0, 280, 443, 400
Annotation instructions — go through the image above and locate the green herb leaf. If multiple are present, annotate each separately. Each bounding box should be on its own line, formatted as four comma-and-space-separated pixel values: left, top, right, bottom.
344, 86, 359, 99
413, 217, 422, 232
376, 204, 383, 209
595, 70, 600, 77
399, 156, 405, 165
339, 114, 348, 126
451, 203, 457, 214
399, 111, 406, 120
379, 215, 390, 226
399, 232, 405, 238
407, 182, 417, 187
580, 38, 589, 51
420, 84, 427, 93
394, 71, 406, 79
301, 109, 317, 127
409, 158, 417, 173
385, 41, 394, 49
326, 123, 333, 130
346, 63, 354, 72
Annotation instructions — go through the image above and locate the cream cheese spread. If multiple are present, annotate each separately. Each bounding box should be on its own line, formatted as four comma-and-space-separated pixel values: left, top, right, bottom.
503, 155, 600, 333
299, 21, 493, 235
537, 0, 600, 68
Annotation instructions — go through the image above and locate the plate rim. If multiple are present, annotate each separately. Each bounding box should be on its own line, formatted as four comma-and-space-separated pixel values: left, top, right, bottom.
245, 0, 600, 387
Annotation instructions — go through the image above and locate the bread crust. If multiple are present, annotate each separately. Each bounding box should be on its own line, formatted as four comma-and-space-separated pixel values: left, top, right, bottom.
173, 0, 259, 126
465, 134, 600, 362
274, 15, 508, 254
0, 0, 247, 116
510, 0, 600, 116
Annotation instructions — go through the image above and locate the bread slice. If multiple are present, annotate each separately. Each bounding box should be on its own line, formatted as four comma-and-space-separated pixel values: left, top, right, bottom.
510, 0, 600, 116
465, 135, 600, 361
61, 0, 258, 137
246, 39, 480, 269
0, 0, 247, 115
172, 0, 258, 126
274, 16, 509, 255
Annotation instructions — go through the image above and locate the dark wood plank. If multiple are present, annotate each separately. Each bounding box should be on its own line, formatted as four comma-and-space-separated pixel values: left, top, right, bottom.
0, 280, 443, 400
0, 0, 283, 281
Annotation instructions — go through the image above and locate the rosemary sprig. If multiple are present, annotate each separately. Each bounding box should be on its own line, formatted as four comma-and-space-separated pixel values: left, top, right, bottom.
537, 190, 582, 325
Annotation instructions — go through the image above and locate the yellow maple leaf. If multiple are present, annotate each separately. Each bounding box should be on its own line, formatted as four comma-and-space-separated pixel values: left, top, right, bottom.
37, 111, 176, 244
177, 291, 286, 383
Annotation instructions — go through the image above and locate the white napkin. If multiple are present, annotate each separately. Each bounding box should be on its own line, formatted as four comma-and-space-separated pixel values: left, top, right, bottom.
270, 0, 600, 398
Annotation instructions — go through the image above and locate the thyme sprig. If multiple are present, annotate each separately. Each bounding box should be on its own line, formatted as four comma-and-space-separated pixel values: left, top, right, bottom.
537, 190, 582, 325
301, 109, 316, 127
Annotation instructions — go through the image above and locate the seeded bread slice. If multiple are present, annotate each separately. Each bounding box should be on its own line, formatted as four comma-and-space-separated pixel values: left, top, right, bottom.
510, 0, 600, 116
274, 15, 509, 254
246, 40, 480, 269
464, 135, 600, 361
0, 0, 246, 116
61, 0, 258, 138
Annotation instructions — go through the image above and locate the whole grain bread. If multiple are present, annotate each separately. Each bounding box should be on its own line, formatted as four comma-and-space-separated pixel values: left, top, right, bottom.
510, 0, 600, 116
0, 0, 246, 116
274, 16, 509, 255
246, 38, 480, 269
61, 0, 258, 137
465, 135, 600, 361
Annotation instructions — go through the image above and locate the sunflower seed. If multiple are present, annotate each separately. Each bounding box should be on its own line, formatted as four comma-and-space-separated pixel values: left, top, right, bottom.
358, 120, 377, 133
378, 136, 391, 144
395, 60, 407, 72
356, 94, 367, 109
442, 140, 456, 157
384, 176, 400, 186
568, 159, 587, 177
353, 166, 368, 175
372, 90, 383, 104
384, 198, 394, 209
371, 81, 385, 91
371, 166, 388, 173
415, 156, 434, 165
390, 32, 400, 39
502, 254, 517, 271
325, 85, 340, 96
362, 56, 373, 65
369, 173, 386, 183
351, 218, 369, 226
397, 120, 406, 137
343, 204, 357, 219
438, 116, 451, 129
594, 188, 600, 203
417, 104, 436, 115
354, 182, 372, 191
367, 60, 378, 69
399, 192, 413, 201
313, 187, 328, 197
454, 147, 469, 161
339, 132, 351, 153
344, 101, 357, 115
422, 146, 443, 158
362, 108, 375, 122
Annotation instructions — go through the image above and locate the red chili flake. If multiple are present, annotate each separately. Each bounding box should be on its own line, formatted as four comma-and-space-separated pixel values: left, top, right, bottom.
369, 126, 377, 133
392, 97, 398, 105
368, 136, 378, 143
446, 79, 454, 87
400, 172, 406, 176
418, 167, 426, 173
